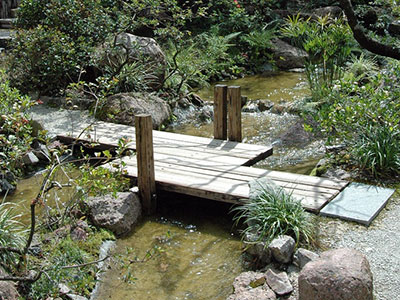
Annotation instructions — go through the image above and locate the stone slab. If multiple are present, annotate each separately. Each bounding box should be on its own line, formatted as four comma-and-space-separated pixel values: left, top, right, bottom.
320, 182, 395, 226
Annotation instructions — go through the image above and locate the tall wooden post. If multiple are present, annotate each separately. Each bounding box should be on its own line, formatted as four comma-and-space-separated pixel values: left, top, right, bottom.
135, 114, 156, 215
213, 84, 228, 140
228, 86, 242, 142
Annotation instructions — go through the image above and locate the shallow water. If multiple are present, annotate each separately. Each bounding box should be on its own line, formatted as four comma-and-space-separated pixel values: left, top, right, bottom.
94, 198, 243, 300
195, 72, 309, 103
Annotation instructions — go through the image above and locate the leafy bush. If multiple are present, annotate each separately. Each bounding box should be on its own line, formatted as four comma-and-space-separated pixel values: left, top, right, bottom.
0, 70, 38, 177
8, 26, 86, 94
232, 180, 313, 245
315, 59, 400, 177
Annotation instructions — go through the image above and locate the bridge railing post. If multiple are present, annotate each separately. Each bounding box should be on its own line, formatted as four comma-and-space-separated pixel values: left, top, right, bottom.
213, 84, 228, 140
135, 114, 157, 215
228, 86, 242, 142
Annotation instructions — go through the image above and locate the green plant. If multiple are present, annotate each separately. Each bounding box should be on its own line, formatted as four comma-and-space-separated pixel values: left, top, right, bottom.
0, 202, 26, 269
351, 124, 400, 177
0, 70, 39, 177
282, 15, 356, 99
232, 181, 313, 245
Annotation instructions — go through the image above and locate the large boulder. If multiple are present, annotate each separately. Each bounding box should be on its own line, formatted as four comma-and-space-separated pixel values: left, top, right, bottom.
271, 38, 308, 70
298, 248, 373, 300
86, 192, 142, 236
93, 33, 166, 90
99, 92, 171, 129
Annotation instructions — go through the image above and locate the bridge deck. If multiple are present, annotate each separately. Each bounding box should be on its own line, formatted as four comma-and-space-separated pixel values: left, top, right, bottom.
58, 121, 349, 212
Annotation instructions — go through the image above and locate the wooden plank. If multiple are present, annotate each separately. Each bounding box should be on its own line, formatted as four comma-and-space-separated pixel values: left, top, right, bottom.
213, 85, 228, 140
228, 86, 242, 142
122, 158, 340, 197
108, 163, 330, 212
135, 115, 156, 214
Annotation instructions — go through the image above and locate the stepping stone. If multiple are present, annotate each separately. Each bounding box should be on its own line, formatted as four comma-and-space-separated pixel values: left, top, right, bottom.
320, 182, 395, 225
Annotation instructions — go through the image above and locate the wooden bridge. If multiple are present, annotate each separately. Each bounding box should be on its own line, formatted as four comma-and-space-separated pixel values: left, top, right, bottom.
57, 85, 349, 214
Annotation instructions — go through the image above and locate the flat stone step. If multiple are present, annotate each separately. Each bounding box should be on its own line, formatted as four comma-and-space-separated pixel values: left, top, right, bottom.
320, 182, 395, 225
11, 8, 19, 18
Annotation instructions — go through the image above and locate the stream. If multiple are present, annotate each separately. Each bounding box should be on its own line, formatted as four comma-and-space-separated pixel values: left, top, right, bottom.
7, 71, 324, 300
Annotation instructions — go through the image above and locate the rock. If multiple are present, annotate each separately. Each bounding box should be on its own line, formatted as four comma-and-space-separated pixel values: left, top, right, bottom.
0, 268, 20, 300
312, 6, 343, 19
59, 283, 71, 294
258, 100, 274, 112
322, 168, 352, 181
271, 38, 308, 70
228, 271, 276, 300
0, 172, 16, 194
227, 286, 276, 300
70, 226, 88, 241
22, 151, 39, 165
244, 232, 272, 266
99, 92, 171, 129
268, 235, 295, 264
293, 248, 319, 269
266, 269, 293, 296
389, 20, 400, 36
298, 248, 373, 300
277, 120, 314, 147
186, 93, 205, 107
33, 144, 50, 161
242, 101, 259, 113
86, 192, 142, 236
66, 294, 88, 300
94, 33, 166, 90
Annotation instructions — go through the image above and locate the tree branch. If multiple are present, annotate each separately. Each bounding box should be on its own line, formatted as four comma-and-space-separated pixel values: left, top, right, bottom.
339, 0, 400, 59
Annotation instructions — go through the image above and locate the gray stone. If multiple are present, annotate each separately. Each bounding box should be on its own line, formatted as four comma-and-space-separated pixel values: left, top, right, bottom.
0, 172, 15, 194
320, 182, 395, 226
59, 283, 71, 294
0, 268, 20, 300
268, 235, 295, 264
22, 151, 39, 165
33, 144, 50, 161
99, 92, 171, 129
265, 269, 293, 295
94, 33, 166, 90
312, 6, 343, 19
293, 248, 319, 269
87, 192, 142, 236
242, 101, 259, 113
66, 294, 88, 300
271, 38, 308, 70
228, 271, 276, 300
244, 232, 272, 265
258, 100, 274, 112
298, 248, 373, 300
227, 286, 276, 300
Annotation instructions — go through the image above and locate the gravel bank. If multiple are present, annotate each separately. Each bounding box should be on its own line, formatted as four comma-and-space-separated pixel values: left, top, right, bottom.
318, 190, 400, 300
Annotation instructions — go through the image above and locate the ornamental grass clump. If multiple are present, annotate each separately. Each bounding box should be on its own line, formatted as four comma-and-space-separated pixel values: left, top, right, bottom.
232, 180, 313, 245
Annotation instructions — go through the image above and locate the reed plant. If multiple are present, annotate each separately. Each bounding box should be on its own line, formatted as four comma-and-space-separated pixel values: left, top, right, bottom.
232, 181, 313, 245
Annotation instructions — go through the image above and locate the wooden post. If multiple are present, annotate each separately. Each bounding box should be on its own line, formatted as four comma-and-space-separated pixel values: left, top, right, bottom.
228, 86, 242, 142
135, 114, 156, 215
213, 84, 228, 140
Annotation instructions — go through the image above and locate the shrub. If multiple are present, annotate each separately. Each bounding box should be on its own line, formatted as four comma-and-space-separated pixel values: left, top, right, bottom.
8, 26, 86, 94
232, 180, 313, 245
0, 70, 38, 177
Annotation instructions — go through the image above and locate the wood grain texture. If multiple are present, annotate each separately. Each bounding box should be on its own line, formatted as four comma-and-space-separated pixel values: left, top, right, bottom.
213, 84, 228, 140
228, 86, 242, 142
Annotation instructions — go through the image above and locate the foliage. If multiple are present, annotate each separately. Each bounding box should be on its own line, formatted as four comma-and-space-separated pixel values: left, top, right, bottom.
0, 202, 26, 269
352, 124, 400, 177
232, 181, 313, 245
0, 70, 39, 177
282, 15, 356, 99
314, 58, 400, 177
8, 26, 87, 95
